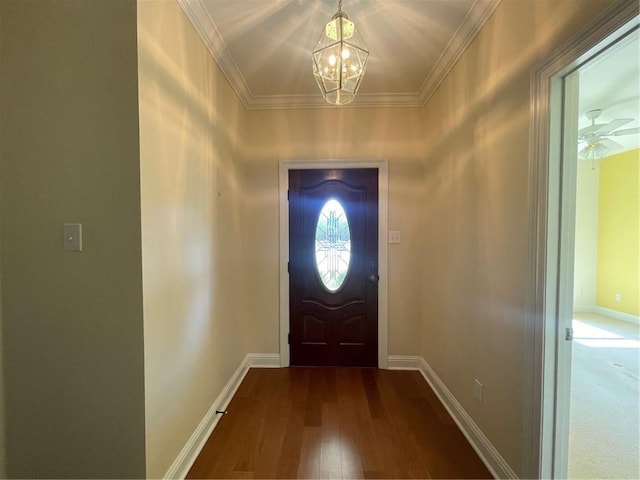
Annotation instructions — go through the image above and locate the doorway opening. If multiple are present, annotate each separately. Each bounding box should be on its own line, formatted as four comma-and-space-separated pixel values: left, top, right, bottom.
527, 3, 639, 478
278, 160, 389, 368
569, 31, 639, 478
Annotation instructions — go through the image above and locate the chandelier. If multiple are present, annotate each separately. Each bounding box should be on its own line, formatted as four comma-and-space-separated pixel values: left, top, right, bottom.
312, 0, 369, 105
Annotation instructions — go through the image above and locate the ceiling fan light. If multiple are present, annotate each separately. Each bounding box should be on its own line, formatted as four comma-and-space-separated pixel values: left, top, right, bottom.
577, 108, 638, 162
312, 1, 368, 106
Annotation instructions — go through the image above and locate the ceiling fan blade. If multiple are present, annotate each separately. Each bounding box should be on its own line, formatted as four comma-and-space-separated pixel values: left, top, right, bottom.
610, 126, 640, 136
596, 118, 633, 135
579, 124, 602, 136
600, 138, 623, 150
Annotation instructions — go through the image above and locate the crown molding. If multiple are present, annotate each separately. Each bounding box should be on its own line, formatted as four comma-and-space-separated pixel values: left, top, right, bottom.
177, 0, 253, 106
177, 0, 502, 110
242, 91, 427, 110
417, 0, 502, 106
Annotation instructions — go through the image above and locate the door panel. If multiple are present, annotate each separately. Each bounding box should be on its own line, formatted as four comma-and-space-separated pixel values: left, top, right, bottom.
289, 168, 378, 366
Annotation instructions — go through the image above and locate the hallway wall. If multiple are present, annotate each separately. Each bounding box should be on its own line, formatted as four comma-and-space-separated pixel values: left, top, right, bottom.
137, 1, 250, 478
418, 0, 615, 476
0, 1, 146, 477
242, 107, 425, 357
0, 106, 5, 476
0, 275, 5, 478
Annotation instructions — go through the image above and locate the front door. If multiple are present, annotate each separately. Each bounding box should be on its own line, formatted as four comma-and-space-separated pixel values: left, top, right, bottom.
289, 168, 378, 366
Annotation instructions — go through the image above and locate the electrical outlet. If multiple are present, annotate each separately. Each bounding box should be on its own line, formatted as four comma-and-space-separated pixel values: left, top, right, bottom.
473, 379, 483, 404
615, 293, 621, 302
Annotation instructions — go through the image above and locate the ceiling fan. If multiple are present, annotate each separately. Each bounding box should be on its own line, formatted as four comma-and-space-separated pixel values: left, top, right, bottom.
578, 109, 639, 161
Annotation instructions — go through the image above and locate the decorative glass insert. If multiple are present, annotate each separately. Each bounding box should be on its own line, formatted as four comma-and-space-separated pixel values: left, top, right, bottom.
315, 199, 351, 292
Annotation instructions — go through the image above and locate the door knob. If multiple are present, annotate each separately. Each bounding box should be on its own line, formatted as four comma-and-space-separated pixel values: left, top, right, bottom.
368, 273, 379, 283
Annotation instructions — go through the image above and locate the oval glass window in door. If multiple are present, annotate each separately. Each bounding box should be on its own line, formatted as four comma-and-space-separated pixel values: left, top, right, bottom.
315, 199, 351, 292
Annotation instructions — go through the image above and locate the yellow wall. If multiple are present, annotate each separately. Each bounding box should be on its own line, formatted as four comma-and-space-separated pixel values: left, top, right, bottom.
596, 149, 640, 315
0, 1, 146, 477
137, 1, 249, 477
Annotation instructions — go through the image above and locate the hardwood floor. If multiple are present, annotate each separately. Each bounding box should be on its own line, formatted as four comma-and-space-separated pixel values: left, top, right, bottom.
187, 368, 493, 479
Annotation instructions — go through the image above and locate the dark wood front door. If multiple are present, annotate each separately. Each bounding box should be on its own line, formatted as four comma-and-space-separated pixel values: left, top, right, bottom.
289, 168, 378, 366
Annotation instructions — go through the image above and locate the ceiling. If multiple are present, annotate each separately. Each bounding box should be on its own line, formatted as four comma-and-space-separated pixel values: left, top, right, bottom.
176, 0, 639, 153
177, 0, 501, 109
578, 31, 640, 155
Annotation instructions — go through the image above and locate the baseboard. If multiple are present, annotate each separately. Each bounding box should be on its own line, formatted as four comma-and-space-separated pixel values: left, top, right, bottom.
592, 306, 640, 326
163, 353, 281, 479
573, 305, 640, 325
387, 355, 422, 370
246, 353, 281, 368
416, 357, 518, 480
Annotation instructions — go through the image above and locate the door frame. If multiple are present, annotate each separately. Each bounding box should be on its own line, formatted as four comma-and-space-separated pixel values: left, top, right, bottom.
279, 159, 389, 368
524, 2, 638, 478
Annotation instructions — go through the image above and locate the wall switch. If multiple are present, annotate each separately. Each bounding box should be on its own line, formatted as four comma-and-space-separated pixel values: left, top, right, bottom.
474, 379, 483, 404
63, 223, 82, 252
389, 231, 402, 244
615, 293, 621, 301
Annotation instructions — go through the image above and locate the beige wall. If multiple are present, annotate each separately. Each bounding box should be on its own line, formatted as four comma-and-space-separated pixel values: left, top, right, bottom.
0, 258, 4, 479
242, 107, 425, 356
0, 13, 5, 470
0, 22, 5, 469
418, 0, 614, 475
137, 1, 249, 477
0, 0, 146, 477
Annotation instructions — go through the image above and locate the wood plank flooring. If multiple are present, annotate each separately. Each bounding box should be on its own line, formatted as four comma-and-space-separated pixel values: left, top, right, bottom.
187, 368, 493, 479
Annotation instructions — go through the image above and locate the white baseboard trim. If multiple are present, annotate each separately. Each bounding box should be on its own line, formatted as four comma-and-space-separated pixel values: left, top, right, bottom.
592, 306, 640, 326
163, 353, 281, 479
573, 305, 640, 325
246, 353, 281, 368
416, 357, 518, 480
387, 355, 422, 370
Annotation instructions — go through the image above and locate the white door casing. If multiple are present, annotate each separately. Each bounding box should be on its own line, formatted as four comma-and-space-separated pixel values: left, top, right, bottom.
525, 3, 639, 478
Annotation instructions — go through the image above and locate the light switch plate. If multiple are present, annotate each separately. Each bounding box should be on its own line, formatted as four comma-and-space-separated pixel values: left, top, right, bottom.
63, 223, 82, 252
389, 231, 402, 244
